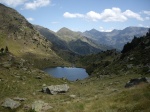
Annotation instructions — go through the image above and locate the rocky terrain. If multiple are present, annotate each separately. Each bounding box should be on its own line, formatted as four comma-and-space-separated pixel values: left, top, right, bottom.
0, 3, 69, 69
83, 27, 148, 50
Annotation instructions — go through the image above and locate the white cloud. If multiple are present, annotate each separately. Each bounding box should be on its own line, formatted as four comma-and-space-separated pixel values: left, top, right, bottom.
86, 11, 101, 21
99, 7, 127, 22
63, 12, 84, 18
123, 10, 143, 21
63, 7, 143, 22
143, 11, 150, 15
99, 26, 113, 32
0, 0, 27, 7
24, 0, 50, 10
27, 17, 34, 21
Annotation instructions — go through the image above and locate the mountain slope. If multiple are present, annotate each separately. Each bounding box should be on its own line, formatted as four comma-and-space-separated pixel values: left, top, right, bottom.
79, 30, 150, 76
56, 27, 111, 54
34, 25, 69, 51
35, 26, 110, 55
83, 27, 148, 50
0, 3, 68, 68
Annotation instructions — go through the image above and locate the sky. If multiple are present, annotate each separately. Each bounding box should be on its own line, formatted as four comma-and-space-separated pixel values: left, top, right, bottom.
0, 0, 150, 32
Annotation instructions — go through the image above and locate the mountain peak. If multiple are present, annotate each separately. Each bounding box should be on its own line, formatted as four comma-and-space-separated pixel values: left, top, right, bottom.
90, 28, 98, 32
57, 27, 72, 33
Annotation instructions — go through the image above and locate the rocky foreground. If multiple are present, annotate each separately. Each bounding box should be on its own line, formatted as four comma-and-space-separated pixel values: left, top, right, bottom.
0, 53, 150, 112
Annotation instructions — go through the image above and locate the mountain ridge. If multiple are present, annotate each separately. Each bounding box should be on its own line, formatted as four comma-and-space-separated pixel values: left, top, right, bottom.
83, 26, 149, 50
35, 25, 110, 55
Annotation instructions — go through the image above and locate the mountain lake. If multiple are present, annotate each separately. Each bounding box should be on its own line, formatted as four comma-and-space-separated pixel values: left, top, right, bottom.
43, 67, 89, 81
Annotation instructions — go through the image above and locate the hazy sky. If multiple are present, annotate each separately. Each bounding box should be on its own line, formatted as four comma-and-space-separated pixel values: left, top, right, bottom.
0, 0, 150, 32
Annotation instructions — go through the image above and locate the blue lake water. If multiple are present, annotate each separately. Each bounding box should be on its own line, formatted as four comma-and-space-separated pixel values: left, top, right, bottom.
43, 67, 89, 81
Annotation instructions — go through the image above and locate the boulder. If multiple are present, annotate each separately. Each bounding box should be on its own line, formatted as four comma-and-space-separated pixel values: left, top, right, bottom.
1, 98, 21, 109
125, 77, 149, 88
32, 100, 52, 112
42, 84, 69, 95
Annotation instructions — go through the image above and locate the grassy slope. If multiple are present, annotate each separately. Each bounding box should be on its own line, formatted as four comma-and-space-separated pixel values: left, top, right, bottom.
0, 3, 69, 68
0, 64, 150, 112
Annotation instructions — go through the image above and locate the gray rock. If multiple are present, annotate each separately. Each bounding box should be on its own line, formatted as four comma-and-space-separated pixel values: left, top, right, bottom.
42, 84, 69, 95
20, 58, 26, 67
146, 77, 150, 83
32, 100, 52, 112
42, 83, 46, 87
13, 97, 27, 101
127, 64, 133, 69
125, 77, 149, 88
22, 68, 27, 71
69, 95, 76, 98
36, 76, 42, 79
1, 98, 21, 109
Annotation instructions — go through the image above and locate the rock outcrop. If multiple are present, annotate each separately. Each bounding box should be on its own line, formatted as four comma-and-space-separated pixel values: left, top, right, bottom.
1, 98, 21, 109
125, 77, 150, 88
42, 84, 69, 95
32, 100, 52, 112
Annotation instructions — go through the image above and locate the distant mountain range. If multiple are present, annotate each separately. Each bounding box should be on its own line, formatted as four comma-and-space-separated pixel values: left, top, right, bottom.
83, 27, 149, 50
35, 26, 110, 55
79, 30, 150, 75
1, 2, 148, 59
35, 25, 149, 55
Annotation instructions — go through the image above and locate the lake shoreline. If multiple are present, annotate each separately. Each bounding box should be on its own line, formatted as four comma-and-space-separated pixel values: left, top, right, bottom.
43, 67, 89, 81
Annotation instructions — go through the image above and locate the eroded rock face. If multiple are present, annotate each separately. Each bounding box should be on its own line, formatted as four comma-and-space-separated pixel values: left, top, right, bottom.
1, 98, 21, 109
42, 84, 69, 95
32, 100, 52, 112
125, 77, 150, 88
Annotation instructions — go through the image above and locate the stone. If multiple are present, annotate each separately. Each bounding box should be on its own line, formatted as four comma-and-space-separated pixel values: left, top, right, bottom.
42, 83, 46, 87
2, 62, 12, 68
22, 68, 27, 71
32, 100, 52, 112
20, 58, 26, 67
146, 77, 150, 83
125, 77, 149, 88
13, 97, 27, 101
36, 76, 42, 79
69, 95, 76, 98
1, 98, 21, 109
42, 84, 69, 95
0, 78, 3, 82
127, 64, 133, 69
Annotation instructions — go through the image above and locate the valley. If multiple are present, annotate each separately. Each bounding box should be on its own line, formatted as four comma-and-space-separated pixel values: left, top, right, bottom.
0, 3, 150, 112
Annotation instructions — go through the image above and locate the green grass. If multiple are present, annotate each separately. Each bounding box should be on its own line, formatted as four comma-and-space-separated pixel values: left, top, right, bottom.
0, 62, 150, 112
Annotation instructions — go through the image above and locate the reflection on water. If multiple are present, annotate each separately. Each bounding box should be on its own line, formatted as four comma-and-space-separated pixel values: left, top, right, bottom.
43, 67, 89, 81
